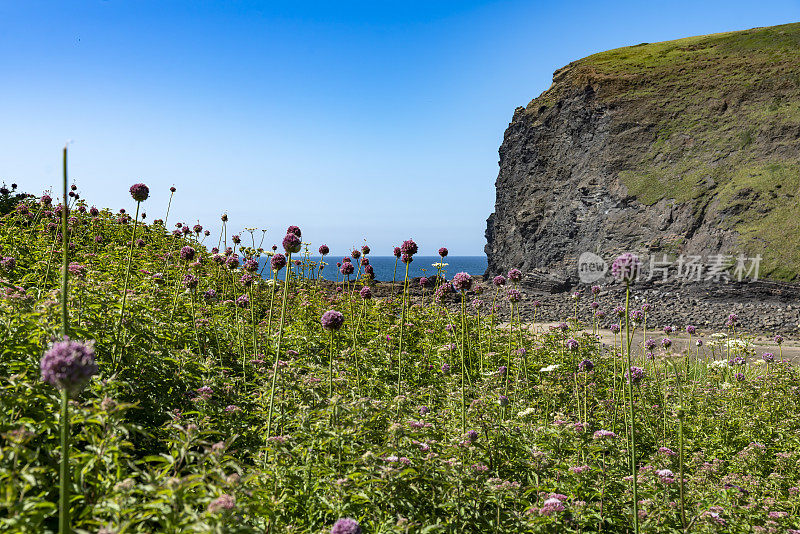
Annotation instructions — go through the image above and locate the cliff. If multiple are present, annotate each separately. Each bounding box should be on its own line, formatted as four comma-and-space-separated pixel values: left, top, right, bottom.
485, 22, 800, 284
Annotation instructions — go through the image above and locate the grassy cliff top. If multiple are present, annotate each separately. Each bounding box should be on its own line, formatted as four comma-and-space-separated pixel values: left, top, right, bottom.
529, 23, 800, 280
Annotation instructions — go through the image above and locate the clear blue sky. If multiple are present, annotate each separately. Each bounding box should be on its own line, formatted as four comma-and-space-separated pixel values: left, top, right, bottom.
1, 1, 798, 255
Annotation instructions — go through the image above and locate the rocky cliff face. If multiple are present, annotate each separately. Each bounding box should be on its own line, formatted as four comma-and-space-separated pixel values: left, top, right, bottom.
485, 23, 800, 284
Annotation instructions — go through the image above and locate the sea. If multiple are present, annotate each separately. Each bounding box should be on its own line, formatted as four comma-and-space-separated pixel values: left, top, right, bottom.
255, 255, 487, 282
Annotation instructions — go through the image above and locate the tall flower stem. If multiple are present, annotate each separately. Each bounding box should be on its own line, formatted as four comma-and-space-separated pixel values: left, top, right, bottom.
328, 330, 335, 397
58, 146, 71, 534
164, 189, 175, 226
266, 253, 292, 439
460, 292, 467, 434
624, 280, 640, 534
397, 261, 410, 397
113, 200, 140, 373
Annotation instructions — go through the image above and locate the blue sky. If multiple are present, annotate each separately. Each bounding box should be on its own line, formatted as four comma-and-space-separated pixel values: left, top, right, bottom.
1, 1, 798, 255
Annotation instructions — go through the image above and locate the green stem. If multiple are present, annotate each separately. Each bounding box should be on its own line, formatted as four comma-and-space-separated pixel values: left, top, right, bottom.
266, 255, 292, 439
59, 389, 70, 534
61, 147, 69, 337
624, 281, 640, 534
113, 201, 141, 373
397, 261, 410, 398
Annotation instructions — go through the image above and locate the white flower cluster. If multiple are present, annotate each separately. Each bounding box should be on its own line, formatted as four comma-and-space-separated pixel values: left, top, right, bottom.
540, 364, 560, 372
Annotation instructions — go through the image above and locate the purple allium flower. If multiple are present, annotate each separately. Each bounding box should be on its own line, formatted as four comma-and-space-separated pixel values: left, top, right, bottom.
340, 262, 355, 276
172, 229, 182, 237
661, 337, 672, 349
135, 238, 145, 248
763, 352, 775, 363
630, 310, 644, 323
506, 288, 521, 303
591, 285, 601, 295
40, 337, 98, 397
393, 246, 401, 258
557, 322, 569, 332
645, 338, 656, 350
571, 291, 580, 301
419, 405, 429, 415
231, 234, 241, 245
419, 276, 429, 288
401, 253, 413, 264
236, 294, 249, 308
170, 186, 177, 193
180, 246, 196, 261
89, 206, 99, 216
286, 225, 301, 238
342, 257, 351, 263
590, 301, 599, 310
319, 244, 329, 255
331, 518, 361, 534
641, 302, 652, 313
593, 429, 617, 440
663, 325, 674, 334
532, 299, 542, 308
41, 194, 52, 206
497, 365, 507, 375
282, 233, 301, 253
452, 272, 472, 292
243, 259, 258, 272
696, 339, 703, 347
240, 273, 255, 286
611, 253, 640, 282
192, 224, 202, 234
207, 494, 236, 513
472, 298, 484, 309
68, 263, 86, 277
441, 363, 451, 373
735, 372, 745, 382
729, 356, 745, 366
493, 275, 506, 287
613, 306, 625, 317
360, 257, 369, 266
321, 310, 345, 331
465, 430, 479, 442
686, 325, 697, 335
203, 289, 217, 302
182, 274, 199, 289
595, 310, 606, 319
361, 245, 370, 255
1, 257, 16, 271
359, 286, 372, 299
400, 239, 418, 256
129, 183, 149, 202
507, 268, 522, 283
726, 313, 738, 327
363, 265, 374, 278
625, 366, 645, 384
775, 334, 784, 345
565, 338, 579, 351
438, 247, 448, 257
224, 256, 240, 271
271, 253, 287, 271
578, 359, 594, 372
221, 213, 228, 222
351, 249, 361, 260
498, 395, 509, 407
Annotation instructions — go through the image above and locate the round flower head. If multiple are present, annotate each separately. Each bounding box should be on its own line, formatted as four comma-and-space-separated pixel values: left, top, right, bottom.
240, 273, 255, 287
438, 247, 448, 257
393, 246, 401, 258
593, 429, 617, 440
400, 239, 418, 256
452, 272, 472, 292
507, 268, 522, 283
203, 289, 217, 302
340, 262, 355, 276
231, 234, 241, 245
170, 186, 176, 193
359, 286, 372, 299
590, 301, 599, 310
351, 249, 361, 259
579, 359, 594, 372
1, 257, 16, 271
180, 246, 196, 261
506, 288, 521, 303
319, 244, 330, 255
226, 255, 240, 270
662, 337, 672, 349
644, 338, 656, 350
571, 291, 580, 301
401, 253, 413, 264
419, 276, 429, 288
286, 225, 302, 238
331, 518, 361, 534
625, 366, 645, 384
629, 310, 644, 323
611, 253, 641, 282
775, 334, 784, 345
129, 183, 149, 202
591, 285, 601, 295
763, 352, 775, 363
565, 338, 579, 351
493, 275, 506, 287
221, 213, 228, 222
663, 325, 674, 334
89, 206, 99, 216
361, 245, 370, 255
193, 224, 203, 234
282, 233, 301, 253
361, 257, 369, 266
532, 299, 542, 308
41, 194, 52, 206
321, 310, 345, 331
465, 430, 479, 442
182, 274, 199, 289
363, 265, 374, 278
236, 294, 249, 308
271, 253, 287, 271
40, 337, 98, 397
686, 325, 697, 335
243, 258, 258, 272
498, 395, 509, 407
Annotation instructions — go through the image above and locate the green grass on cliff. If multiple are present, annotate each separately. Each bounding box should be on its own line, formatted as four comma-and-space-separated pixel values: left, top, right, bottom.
531, 22, 800, 280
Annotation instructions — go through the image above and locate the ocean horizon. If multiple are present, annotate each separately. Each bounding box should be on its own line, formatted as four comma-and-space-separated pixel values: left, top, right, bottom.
256, 255, 487, 282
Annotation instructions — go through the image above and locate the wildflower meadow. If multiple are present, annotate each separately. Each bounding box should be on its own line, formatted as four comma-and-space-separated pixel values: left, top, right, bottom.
2, 158, 800, 533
